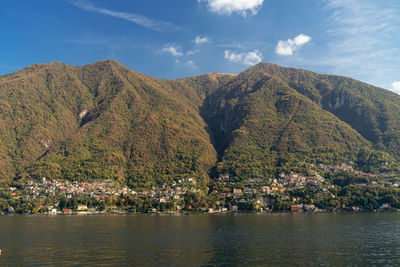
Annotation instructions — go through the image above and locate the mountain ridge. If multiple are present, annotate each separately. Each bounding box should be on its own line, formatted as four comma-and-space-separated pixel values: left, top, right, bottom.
0, 60, 398, 186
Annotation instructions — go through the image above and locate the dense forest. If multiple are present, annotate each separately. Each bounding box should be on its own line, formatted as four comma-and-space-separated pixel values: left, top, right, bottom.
0, 60, 399, 187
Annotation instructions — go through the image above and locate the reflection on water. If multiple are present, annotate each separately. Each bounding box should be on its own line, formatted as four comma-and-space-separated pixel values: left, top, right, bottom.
0, 213, 399, 266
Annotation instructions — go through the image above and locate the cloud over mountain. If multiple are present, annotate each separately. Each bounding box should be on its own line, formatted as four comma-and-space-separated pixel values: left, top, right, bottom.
224, 50, 262, 65
391, 81, 400, 94
276, 34, 311, 56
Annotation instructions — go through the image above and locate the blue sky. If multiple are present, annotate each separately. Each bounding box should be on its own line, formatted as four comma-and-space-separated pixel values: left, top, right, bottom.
1, 0, 400, 92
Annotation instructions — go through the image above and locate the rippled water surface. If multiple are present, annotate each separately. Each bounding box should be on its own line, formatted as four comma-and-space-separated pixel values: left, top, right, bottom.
0, 213, 400, 266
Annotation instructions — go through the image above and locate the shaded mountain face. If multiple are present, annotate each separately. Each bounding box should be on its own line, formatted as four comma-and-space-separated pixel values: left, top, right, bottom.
0, 60, 398, 185
201, 70, 373, 179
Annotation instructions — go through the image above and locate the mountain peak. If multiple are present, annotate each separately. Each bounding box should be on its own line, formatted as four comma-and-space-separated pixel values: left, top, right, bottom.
92, 58, 122, 66
246, 62, 311, 75
9, 59, 127, 77
81, 59, 128, 70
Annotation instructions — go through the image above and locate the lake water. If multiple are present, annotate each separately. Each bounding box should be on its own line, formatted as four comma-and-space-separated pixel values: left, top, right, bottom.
0, 213, 399, 266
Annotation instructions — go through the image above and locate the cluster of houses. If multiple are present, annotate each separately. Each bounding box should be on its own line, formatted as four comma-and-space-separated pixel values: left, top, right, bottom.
208, 171, 332, 212
214, 171, 327, 197
3, 162, 400, 214
7, 178, 131, 200
6, 176, 199, 206
320, 163, 400, 187
132, 178, 199, 205
319, 163, 378, 178
206, 163, 400, 212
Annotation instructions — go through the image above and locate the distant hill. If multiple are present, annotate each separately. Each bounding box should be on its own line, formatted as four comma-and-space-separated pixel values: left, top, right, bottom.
0, 60, 398, 186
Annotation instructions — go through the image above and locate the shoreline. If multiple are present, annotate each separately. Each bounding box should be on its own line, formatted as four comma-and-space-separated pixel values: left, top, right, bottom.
1, 209, 398, 216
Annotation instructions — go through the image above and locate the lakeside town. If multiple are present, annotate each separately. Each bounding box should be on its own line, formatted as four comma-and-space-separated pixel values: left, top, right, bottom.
1, 162, 400, 214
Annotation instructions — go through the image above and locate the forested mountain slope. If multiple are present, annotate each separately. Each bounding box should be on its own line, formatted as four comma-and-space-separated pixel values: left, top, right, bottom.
249, 63, 400, 154
0, 60, 219, 186
0, 60, 398, 186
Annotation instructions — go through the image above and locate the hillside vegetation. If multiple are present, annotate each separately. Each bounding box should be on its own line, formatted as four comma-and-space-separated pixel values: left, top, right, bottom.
0, 60, 218, 186
0, 60, 399, 186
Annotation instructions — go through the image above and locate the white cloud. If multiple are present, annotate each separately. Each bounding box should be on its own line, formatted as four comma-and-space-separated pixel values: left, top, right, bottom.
199, 0, 264, 16
243, 51, 263, 65
224, 50, 242, 62
294, 34, 311, 46
217, 42, 243, 49
187, 49, 200, 55
185, 60, 196, 67
194, 36, 210, 45
224, 50, 262, 65
391, 81, 400, 94
161, 45, 183, 57
68, 0, 180, 32
276, 34, 311, 56
175, 60, 197, 68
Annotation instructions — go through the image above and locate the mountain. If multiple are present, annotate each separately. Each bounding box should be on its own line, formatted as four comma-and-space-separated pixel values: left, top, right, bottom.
0, 60, 222, 186
0, 60, 399, 186
249, 63, 400, 154
201, 70, 372, 179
